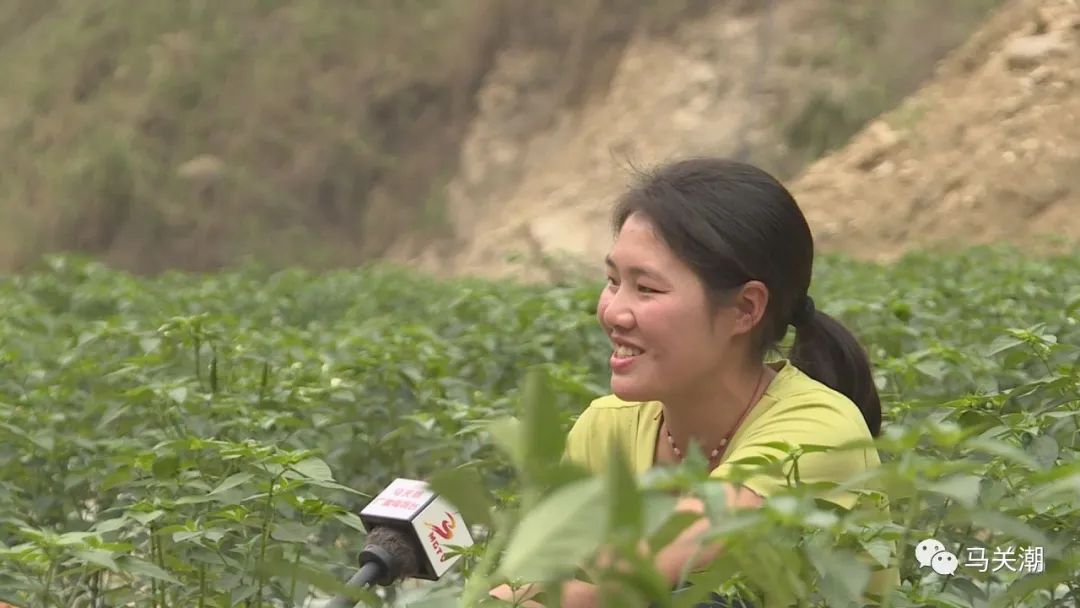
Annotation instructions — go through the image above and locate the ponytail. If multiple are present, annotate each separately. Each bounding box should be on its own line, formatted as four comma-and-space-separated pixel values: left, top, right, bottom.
788, 299, 882, 437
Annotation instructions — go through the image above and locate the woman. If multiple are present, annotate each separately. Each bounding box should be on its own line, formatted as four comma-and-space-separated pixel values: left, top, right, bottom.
492, 158, 899, 607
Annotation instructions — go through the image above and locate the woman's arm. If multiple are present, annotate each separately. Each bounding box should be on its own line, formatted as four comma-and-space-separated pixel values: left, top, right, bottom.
489, 483, 764, 607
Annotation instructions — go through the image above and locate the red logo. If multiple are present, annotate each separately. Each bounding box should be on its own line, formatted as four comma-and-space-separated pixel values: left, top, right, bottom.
426, 512, 456, 540
425, 512, 457, 562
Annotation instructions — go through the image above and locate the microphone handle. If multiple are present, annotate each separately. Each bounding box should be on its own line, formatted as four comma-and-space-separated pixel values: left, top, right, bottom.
326, 561, 383, 608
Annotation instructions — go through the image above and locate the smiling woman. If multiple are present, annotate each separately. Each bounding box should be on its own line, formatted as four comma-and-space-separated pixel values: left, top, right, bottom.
491, 158, 899, 607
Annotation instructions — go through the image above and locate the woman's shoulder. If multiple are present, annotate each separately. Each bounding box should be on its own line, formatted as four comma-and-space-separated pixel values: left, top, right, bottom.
564, 395, 661, 473
760, 360, 871, 438
572, 394, 662, 430
585, 393, 661, 411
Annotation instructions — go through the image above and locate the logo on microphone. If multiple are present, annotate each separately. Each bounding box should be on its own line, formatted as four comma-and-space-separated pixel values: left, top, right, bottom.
427, 512, 456, 540
425, 512, 457, 561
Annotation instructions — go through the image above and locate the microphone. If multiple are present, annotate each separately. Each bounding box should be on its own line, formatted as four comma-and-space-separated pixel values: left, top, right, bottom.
327, 478, 475, 607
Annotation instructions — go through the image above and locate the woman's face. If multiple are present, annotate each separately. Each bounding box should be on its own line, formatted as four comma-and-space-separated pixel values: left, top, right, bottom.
597, 213, 744, 403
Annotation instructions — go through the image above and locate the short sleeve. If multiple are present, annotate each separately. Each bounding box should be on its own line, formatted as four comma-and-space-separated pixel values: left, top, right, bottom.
710, 396, 873, 510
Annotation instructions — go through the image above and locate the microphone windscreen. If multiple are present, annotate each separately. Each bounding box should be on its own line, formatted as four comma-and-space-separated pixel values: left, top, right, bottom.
366, 526, 421, 578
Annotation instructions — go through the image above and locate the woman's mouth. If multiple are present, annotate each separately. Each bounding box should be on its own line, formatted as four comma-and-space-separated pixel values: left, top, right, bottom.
610, 345, 644, 372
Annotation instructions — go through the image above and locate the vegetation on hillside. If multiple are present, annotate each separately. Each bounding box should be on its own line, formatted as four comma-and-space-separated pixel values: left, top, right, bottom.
2, 247, 1079, 606
0, 0, 1004, 276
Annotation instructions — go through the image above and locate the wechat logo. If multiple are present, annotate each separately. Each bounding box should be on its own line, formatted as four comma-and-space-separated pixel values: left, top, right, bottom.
916, 538, 958, 575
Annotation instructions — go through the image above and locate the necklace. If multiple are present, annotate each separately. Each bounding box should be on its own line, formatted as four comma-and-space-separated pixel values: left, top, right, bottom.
661, 366, 766, 466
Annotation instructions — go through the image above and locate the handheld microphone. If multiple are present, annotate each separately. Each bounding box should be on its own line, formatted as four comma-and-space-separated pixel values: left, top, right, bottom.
328, 478, 475, 607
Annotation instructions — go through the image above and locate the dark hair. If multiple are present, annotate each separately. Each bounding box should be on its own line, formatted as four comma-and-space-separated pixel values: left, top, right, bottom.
611, 157, 881, 437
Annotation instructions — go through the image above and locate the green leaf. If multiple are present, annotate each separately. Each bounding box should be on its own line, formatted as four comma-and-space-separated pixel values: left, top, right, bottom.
152, 455, 180, 480
117, 556, 181, 584
128, 510, 165, 526
967, 510, 1052, 550
334, 512, 368, 533
270, 521, 312, 543
209, 472, 254, 495
167, 386, 187, 403
964, 437, 1040, 470
428, 466, 494, 529
519, 366, 566, 484
497, 476, 608, 583
73, 548, 119, 572
258, 558, 379, 604
810, 545, 871, 608
606, 440, 641, 540
93, 518, 127, 534
487, 417, 524, 470
926, 474, 981, 508
861, 538, 893, 568
1032, 435, 1059, 469
646, 511, 699, 554
986, 335, 1025, 357
290, 458, 334, 481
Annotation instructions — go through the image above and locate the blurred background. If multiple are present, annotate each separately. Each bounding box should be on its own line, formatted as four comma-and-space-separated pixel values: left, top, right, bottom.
1, 0, 1077, 280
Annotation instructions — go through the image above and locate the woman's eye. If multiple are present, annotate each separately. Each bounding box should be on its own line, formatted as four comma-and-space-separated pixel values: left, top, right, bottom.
638, 286, 659, 294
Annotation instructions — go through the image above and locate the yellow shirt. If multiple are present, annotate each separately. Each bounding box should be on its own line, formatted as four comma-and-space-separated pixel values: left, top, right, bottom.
563, 359, 900, 605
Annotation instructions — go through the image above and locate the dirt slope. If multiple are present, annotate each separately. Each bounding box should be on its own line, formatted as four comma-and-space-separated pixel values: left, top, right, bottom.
397, 0, 1078, 282
794, 0, 1080, 261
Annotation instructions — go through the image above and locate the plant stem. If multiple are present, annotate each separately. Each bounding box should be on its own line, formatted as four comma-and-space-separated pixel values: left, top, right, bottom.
199, 564, 207, 608
254, 475, 279, 608
883, 489, 922, 608
289, 546, 301, 602
194, 333, 202, 386
41, 555, 57, 607
149, 529, 160, 608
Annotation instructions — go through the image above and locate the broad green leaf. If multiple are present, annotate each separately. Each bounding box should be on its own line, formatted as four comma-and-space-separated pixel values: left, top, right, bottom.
497, 476, 608, 582
606, 440, 641, 539
964, 437, 1040, 470
209, 473, 254, 495
428, 466, 494, 529
1032, 435, 1059, 469
290, 457, 334, 481
813, 547, 871, 608
519, 366, 566, 483
152, 455, 180, 479
334, 512, 368, 533
486, 417, 523, 465
116, 556, 181, 584
127, 510, 165, 526
926, 475, 981, 508
270, 521, 312, 543
258, 557, 379, 604
167, 386, 187, 403
73, 548, 119, 572
861, 538, 893, 568
93, 518, 127, 534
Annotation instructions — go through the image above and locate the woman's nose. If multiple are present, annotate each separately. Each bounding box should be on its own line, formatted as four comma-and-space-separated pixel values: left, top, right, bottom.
599, 287, 633, 329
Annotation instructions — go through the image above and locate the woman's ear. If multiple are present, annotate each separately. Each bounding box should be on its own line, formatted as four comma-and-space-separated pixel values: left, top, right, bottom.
731, 280, 770, 336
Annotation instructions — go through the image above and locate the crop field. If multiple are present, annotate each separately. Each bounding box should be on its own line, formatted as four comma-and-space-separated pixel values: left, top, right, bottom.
1, 248, 1079, 607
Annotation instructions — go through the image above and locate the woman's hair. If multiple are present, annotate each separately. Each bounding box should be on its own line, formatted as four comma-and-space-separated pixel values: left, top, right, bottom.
611, 157, 881, 437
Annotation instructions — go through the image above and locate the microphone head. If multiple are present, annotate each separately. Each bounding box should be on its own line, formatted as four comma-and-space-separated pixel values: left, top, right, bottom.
358, 478, 475, 581
363, 526, 421, 580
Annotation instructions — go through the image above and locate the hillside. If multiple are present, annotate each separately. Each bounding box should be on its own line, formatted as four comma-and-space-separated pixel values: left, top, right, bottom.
397, 0, 1080, 281
0, 1, 1003, 276
794, 0, 1080, 261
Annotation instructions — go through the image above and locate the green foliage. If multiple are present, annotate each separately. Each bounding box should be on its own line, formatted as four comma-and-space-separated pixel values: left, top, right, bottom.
780, 0, 1004, 165
2, 245, 1080, 606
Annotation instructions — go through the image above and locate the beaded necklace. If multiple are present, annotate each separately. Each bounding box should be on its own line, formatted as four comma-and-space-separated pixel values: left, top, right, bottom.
660, 366, 766, 467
